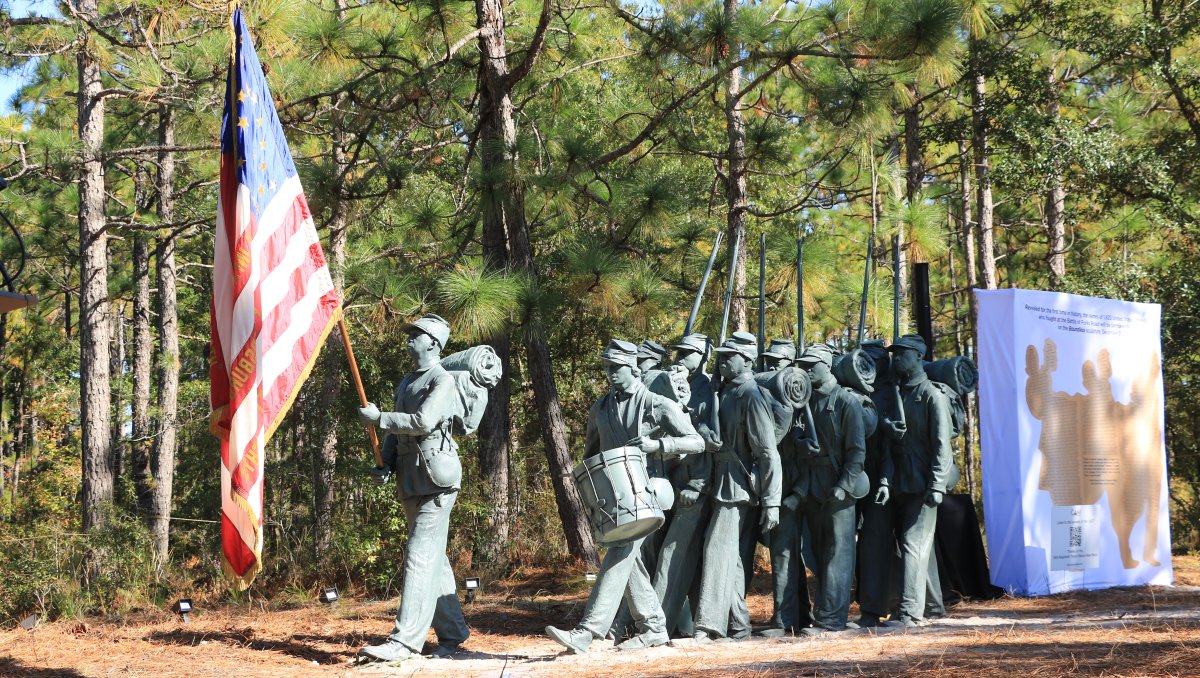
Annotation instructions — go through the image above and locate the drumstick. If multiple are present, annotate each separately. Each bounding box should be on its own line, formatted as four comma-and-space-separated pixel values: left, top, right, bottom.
624, 425, 663, 447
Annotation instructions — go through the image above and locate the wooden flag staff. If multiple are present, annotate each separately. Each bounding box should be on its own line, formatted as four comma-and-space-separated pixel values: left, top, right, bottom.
338, 317, 383, 468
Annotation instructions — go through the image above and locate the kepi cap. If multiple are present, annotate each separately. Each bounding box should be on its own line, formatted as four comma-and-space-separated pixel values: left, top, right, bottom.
601, 339, 640, 368
887, 334, 927, 355
715, 331, 758, 361
762, 338, 796, 362
672, 333, 710, 355
795, 342, 836, 367
405, 313, 451, 347
638, 339, 668, 362
860, 340, 888, 358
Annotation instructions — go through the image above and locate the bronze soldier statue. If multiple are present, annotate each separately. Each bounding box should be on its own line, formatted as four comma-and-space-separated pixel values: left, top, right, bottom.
691, 332, 782, 641
653, 333, 716, 637
787, 343, 866, 635
357, 314, 472, 662
758, 338, 813, 637
883, 335, 954, 628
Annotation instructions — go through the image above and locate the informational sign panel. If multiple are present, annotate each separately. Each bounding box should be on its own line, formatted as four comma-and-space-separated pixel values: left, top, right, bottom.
976, 289, 1172, 595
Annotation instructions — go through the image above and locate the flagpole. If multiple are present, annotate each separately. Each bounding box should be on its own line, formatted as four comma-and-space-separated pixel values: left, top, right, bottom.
338, 317, 384, 467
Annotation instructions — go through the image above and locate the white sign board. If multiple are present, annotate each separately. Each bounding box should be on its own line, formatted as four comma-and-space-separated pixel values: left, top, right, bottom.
976, 289, 1172, 595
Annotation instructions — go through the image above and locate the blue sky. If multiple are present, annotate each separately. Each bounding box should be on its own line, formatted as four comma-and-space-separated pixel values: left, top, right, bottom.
1, 0, 60, 115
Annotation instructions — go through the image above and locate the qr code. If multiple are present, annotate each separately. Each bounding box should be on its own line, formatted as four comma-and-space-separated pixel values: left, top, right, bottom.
1069, 526, 1082, 548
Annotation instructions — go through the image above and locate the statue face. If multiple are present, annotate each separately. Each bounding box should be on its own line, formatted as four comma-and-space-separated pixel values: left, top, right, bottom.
891, 348, 921, 378
406, 330, 438, 360
675, 350, 703, 372
808, 360, 833, 385
718, 353, 750, 380
638, 357, 659, 372
763, 356, 789, 372
604, 361, 638, 392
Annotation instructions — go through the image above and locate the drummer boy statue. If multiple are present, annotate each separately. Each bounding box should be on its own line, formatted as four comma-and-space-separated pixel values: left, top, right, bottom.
546, 339, 703, 653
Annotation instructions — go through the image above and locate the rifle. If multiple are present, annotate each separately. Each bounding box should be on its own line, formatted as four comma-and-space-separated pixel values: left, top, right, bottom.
890, 234, 907, 429
892, 234, 901, 344
685, 230, 724, 337
710, 227, 743, 438
796, 231, 820, 453
757, 232, 766, 372
857, 234, 871, 346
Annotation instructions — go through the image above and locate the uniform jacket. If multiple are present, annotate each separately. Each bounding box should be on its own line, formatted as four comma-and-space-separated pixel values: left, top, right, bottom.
708, 373, 782, 507
865, 369, 896, 490
891, 370, 954, 495
379, 363, 461, 498
585, 381, 703, 463
791, 378, 866, 501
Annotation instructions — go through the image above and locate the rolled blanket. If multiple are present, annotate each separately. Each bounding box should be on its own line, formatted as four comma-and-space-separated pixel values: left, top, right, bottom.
924, 356, 978, 396
832, 348, 876, 395
440, 345, 501, 435
763, 366, 811, 410
754, 367, 811, 445
441, 345, 503, 389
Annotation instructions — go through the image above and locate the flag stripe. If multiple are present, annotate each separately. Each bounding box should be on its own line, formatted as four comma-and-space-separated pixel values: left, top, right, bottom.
261, 267, 336, 392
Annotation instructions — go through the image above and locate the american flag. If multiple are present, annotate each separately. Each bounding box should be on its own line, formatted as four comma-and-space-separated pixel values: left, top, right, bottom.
210, 7, 341, 588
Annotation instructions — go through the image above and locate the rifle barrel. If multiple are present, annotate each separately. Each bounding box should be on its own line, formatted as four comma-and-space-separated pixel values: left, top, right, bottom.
796, 233, 805, 351
685, 230, 724, 336
758, 232, 766, 371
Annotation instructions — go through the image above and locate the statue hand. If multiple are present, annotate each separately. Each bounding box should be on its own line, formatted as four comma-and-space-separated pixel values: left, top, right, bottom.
701, 429, 722, 451
831, 486, 847, 502
636, 436, 659, 455
875, 484, 890, 506
924, 489, 944, 508
782, 493, 800, 512
886, 419, 907, 441
359, 403, 381, 426
369, 465, 392, 486
760, 506, 780, 533
678, 489, 700, 507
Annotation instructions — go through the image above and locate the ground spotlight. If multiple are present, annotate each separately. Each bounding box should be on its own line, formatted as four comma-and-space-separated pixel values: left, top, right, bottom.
464, 577, 480, 603
175, 598, 193, 623
585, 572, 598, 583
319, 587, 339, 604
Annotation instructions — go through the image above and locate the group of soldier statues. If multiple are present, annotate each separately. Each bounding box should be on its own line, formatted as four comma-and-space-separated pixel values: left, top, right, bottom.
351, 313, 970, 663
546, 330, 968, 653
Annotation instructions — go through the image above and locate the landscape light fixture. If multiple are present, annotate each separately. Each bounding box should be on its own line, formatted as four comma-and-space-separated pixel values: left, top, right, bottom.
585, 572, 598, 583
19, 614, 39, 631
464, 577, 480, 603
175, 598, 193, 623
319, 587, 339, 604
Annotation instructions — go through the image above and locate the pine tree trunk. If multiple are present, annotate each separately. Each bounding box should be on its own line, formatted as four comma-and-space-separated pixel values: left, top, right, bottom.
131, 230, 153, 517
971, 40, 998, 291
724, 0, 749, 334
78, 0, 114, 533
150, 106, 179, 569
1045, 69, 1066, 289
476, 0, 595, 566
958, 140, 978, 498
110, 308, 126, 485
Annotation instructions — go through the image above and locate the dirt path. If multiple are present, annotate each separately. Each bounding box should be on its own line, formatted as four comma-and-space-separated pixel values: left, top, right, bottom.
3, 557, 1200, 677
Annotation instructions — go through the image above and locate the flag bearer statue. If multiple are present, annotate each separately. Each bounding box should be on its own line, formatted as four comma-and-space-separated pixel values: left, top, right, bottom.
356, 314, 470, 662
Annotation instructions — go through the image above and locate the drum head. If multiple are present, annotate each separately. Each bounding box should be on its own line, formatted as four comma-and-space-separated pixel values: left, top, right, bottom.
596, 515, 665, 544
